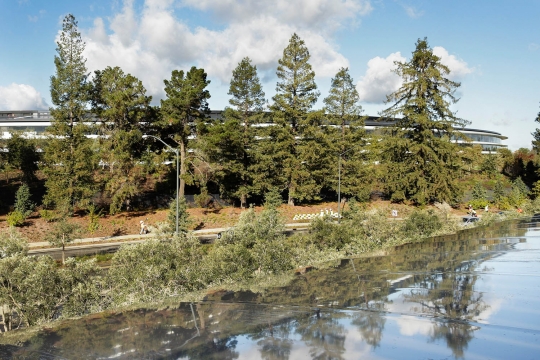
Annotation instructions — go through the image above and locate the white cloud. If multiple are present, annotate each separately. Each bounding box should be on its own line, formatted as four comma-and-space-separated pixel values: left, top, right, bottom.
357, 46, 473, 104
433, 46, 473, 79
403, 5, 424, 18
80, 0, 371, 102
529, 43, 539, 51
0, 83, 48, 110
356, 52, 406, 103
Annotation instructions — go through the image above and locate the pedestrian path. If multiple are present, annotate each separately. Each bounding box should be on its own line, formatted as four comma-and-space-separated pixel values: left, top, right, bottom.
27, 223, 311, 249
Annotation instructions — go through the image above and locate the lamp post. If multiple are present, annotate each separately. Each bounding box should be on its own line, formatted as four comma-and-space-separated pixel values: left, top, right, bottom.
143, 135, 179, 234
337, 148, 355, 223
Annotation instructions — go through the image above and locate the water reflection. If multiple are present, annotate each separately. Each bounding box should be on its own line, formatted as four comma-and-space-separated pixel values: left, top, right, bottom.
2, 219, 540, 359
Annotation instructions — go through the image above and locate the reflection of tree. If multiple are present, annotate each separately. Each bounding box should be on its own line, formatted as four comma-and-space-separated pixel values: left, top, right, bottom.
403, 257, 487, 358
252, 321, 294, 360
351, 309, 386, 349
294, 311, 347, 360
429, 322, 478, 359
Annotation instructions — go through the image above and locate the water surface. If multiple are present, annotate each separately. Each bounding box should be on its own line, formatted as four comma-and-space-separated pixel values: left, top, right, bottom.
2, 219, 540, 359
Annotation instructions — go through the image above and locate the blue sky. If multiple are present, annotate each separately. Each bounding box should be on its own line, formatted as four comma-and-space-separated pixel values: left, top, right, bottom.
1, 0, 538, 150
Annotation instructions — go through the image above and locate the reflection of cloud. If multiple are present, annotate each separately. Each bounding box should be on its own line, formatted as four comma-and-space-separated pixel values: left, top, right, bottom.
343, 328, 379, 358
473, 297, 503, 324
395, 315, 433, 336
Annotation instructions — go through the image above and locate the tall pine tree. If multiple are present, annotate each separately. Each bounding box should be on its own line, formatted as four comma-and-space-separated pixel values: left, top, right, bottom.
203, 58, 265, 207
380, 38, 468, 204
160, 67, 211, 198
91, 66, 152, 214
43, 14, 95, 213
323, 67, 371, 201
269, 33, 321, 205
532, 104, 540, 150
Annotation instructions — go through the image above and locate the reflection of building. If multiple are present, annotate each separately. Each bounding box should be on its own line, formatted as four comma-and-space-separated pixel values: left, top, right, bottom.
1, 110, 508, 153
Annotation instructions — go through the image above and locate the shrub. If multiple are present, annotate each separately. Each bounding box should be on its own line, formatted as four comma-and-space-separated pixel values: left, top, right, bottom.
0, 227, 28, 257
39, 209, 59, 222
6, 210, 25, 227
402, 209, 442, 238
469, 198, 489, 209
14, 183, 34, 219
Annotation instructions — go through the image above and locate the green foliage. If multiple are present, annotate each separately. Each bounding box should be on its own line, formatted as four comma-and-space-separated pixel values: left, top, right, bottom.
46, 219, 82, 264
194, 187, 212, 208
493, 179, 506, 204
6, 211, 25, 227
380, 38, 468, 204
167, 196, 190, 233
92, 66, 152, 214
532, 105, 540, 150
87, 204, 102, 234
6, 133, 39, 182
14, 183, 34, 219
469, 198, 489, 210
160, 67, 211, 198
0, 254, 101, 330
0, 227, 28, 258
480, 153, 500, 178
44, 14, 95, 212
471, 182, 487, 201
324, 67, 371, 200
39, 209, 59, 223
202, 58, 265, 207
269, 33, 322, 205
402, 210, 442, 238
513, 177, 530, 197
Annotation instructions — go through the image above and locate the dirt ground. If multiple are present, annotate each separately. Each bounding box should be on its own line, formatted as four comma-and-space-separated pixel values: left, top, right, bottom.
0, 201, 466, 243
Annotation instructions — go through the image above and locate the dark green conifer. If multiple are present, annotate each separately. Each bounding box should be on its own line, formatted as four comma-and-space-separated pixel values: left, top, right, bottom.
160, 67, 211, 198
43, 14, 95, 213
380, 38, 469, 204
91, 66, 152, 214
269, 33, 321, 205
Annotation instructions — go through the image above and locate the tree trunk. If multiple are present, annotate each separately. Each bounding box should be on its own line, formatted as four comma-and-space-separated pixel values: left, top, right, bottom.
179, 140, 186, 198
288, 186, 295, 206
240, 193, 247, 209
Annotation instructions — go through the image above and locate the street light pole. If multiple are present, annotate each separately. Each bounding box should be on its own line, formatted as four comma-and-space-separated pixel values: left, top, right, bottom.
143, 135, 179, 234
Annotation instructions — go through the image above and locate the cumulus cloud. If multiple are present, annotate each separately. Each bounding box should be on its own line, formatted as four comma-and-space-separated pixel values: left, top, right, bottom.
356, 52, 406, 103
80, 0, 371, 101
0, 84, 48, 110
357, 46, 473, 103
433, 46, 473, 79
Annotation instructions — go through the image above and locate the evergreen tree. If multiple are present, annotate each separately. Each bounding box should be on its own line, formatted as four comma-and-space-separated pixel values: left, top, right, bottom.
6, 133, 39, 183
471, 182, 487, 201
43, 14, 95, 213
493, 178, 505, 204
270, 33, 321, 205
160, 67, 211, 198
323, 67, 371, 201
14, 183, 35, 219
532, 104, 540, 150
480, 152, 500, 178
91, 66, 152, 214
380, 38, 469, 204
203, 58, 265, 207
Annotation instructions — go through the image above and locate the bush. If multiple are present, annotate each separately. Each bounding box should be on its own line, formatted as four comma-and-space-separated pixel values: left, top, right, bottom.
469, 198, 489, 209
6, 210, 25, 227
0, 227, 28, 258
39, 209, 59, 222
14, 183, 34, 219
402, 209, 442, 238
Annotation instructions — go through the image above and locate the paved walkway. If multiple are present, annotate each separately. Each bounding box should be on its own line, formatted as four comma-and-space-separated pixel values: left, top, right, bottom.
27, 223, 311, 250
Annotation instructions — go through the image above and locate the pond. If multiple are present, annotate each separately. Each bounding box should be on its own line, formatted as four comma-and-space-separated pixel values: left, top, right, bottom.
1, 218, 540, 359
